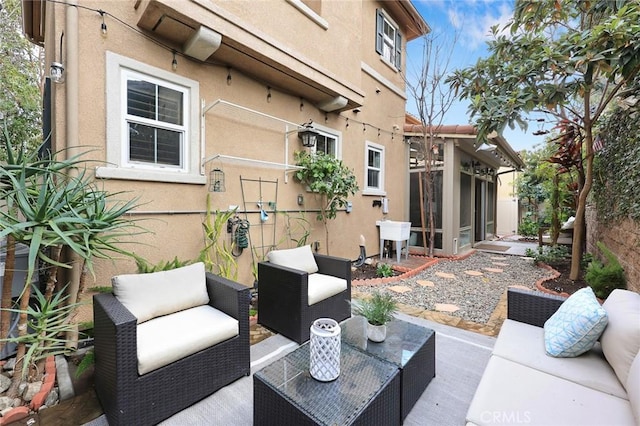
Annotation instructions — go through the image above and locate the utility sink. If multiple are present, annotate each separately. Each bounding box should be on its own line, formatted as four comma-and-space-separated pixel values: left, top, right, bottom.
376, 221, 411, 262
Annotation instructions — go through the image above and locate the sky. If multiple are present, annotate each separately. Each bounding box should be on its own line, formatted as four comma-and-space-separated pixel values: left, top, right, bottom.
406, 0, 545, 152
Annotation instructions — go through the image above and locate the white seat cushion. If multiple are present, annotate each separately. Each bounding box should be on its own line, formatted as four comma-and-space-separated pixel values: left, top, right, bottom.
466, 356, 635, 426
136, 305, 238, 375
113, 262, 209, 324
267, 245, 318, 274
494, 319, 627, 399
307, 273, 348, 305
600, 289, 640, 387
627, 352, 640, 425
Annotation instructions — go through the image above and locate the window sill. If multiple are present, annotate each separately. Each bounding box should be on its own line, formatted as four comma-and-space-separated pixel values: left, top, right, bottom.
362, 189, 387, 197
95, 166, 207, 185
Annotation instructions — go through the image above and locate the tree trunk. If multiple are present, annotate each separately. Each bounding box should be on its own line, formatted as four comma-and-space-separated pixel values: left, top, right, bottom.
570, 114, 594, 280
6, 279, 32, 397
418, 171, 428, 255
0, 235, 17, 353
551, 174, 560, 245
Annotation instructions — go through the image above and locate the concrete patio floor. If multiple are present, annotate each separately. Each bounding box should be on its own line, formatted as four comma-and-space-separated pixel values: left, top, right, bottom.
29, 239, 543, 425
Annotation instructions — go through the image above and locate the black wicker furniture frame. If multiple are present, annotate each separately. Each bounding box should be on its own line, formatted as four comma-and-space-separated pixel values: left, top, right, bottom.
341, 316, 436, 421
258, 254, 351, 344
254, 341, 401, 425
93, 273, 250, 426
507, 286, 566, 325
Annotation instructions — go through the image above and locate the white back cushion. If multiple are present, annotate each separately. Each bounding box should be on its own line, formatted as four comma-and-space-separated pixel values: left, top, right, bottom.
267, 245, 318, 273
112, 262, 209, 324
600, 289, 640, 387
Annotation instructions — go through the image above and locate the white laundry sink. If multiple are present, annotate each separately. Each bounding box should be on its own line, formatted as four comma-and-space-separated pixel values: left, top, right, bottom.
376, 220, 411, 241
376, 221, 411, 262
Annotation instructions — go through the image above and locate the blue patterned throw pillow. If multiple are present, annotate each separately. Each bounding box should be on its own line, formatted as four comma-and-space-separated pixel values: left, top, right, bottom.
544, 287, 608, 357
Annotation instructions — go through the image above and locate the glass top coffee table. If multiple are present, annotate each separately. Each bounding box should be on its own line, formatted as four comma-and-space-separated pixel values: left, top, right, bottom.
253, 342, 401, 425
341, 316, 436, 421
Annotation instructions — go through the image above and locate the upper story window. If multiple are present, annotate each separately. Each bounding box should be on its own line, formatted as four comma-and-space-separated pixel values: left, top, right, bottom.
363, 141, 386, 196
376, 9, 401, 70
99, 52, 205, 185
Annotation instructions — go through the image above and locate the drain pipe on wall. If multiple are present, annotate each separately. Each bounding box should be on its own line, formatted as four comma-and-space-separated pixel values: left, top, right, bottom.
64, 0, 82, 350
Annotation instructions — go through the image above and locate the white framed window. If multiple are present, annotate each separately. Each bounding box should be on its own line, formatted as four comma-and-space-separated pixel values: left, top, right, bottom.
311, 126, 341, 158
363, 141, 386, 195
376, 9, 401, 70
98, 52, 205, 185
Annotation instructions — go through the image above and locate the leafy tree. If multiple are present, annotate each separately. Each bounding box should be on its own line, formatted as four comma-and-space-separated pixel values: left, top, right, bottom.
406, 30, 458, 257
0, 0, 43, 158
294, 151, 359, 255
448, 0, 640, 279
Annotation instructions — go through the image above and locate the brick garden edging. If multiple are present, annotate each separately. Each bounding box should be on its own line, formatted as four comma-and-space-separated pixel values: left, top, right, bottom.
352, 251, 478, 287
0, 355, 56, 425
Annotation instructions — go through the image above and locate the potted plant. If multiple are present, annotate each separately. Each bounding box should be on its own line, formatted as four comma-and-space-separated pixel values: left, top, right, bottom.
351, 292, 397, 342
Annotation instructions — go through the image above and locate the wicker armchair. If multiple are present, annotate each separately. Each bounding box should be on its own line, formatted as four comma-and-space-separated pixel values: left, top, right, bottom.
93, 271, 250, 426
258, 252, 351, 344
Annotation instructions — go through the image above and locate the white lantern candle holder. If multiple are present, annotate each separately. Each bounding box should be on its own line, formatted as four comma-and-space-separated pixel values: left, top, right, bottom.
309, 318, 341, 382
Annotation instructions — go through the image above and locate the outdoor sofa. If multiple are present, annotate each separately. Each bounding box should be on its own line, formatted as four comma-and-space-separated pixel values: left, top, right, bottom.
466, 287, 640, 425
93, 262, 250, 425
258, 245, 351, 344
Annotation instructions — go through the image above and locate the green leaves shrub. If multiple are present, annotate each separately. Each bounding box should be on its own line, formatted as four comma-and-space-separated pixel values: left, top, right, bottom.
585, 242, 626, 299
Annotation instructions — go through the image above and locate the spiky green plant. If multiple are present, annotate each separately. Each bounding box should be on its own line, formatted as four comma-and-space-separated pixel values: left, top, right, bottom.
351, 292, 397, 326
199, 194, 238, 280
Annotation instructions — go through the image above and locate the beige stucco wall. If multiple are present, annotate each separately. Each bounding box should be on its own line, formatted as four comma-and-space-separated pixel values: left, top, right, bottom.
45, 0, 416, 287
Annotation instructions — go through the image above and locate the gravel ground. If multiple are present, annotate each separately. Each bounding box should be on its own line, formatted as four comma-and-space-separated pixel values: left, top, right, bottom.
355, 251, 555, 324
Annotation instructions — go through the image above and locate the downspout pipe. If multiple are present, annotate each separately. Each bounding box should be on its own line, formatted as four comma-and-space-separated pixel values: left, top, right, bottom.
65, 0, 81, 349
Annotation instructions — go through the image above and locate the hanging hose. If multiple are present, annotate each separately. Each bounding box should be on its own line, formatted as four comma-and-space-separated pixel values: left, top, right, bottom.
232, 219, 250, 256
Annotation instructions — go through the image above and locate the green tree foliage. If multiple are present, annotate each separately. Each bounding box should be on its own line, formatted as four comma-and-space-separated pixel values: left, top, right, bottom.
0, 0, 43, 158
448, 0, 640, 279
294, 151, 358, 255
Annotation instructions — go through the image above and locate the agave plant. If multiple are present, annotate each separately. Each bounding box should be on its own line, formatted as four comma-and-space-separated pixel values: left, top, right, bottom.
0, 134, 145, 395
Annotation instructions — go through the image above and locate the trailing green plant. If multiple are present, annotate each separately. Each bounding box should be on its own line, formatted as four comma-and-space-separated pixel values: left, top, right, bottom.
525, 245, 570, 265
135, 256, 192, 273
0, 286, 81, 380
75, 350, 95, 378
294, 151, 358, 255
594, 102, 640, 223
351, 292, 397, 326
199, 194, 238, 280
585, 242, 626, 299
282, 210, 312, 248
376, 263, 394, 278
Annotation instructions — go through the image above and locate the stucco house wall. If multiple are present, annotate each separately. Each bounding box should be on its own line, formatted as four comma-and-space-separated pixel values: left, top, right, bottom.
27, 0, 428, 287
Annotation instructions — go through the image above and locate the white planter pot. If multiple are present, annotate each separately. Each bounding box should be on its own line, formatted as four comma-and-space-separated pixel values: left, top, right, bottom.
367, 323, 387, 342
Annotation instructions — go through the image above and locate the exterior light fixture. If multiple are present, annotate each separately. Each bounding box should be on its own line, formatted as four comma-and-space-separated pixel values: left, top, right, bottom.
298, 123, 319, 148
50, 62, 65, 84
209, 168, 225, 192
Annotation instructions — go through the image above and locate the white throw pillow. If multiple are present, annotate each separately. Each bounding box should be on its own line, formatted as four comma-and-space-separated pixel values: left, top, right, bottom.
600, 289, 640, 386
112, 262, 209, 324
267, 245, 319, 274
544, 287, 608, 358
